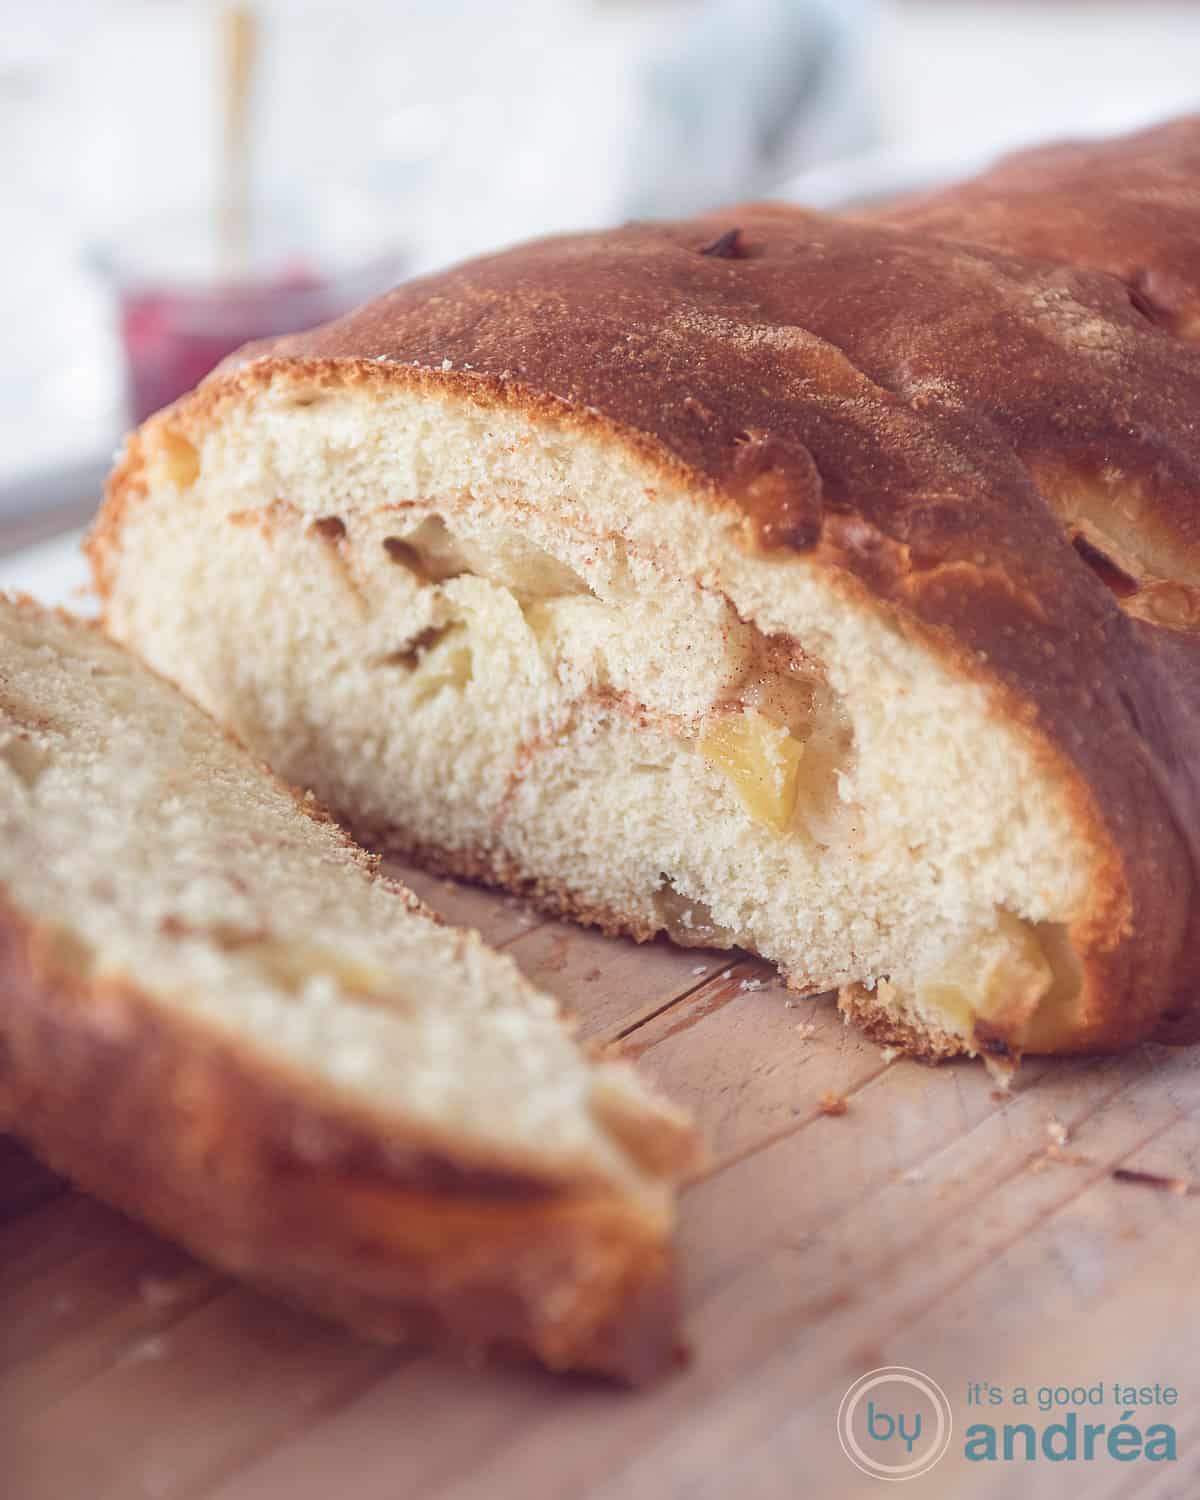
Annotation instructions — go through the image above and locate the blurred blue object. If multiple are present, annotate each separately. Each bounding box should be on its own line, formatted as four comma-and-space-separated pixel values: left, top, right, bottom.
626, 0, 881, 218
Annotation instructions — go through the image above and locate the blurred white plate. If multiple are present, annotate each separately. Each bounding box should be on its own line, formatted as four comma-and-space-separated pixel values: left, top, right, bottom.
776, 100, 1191, 213
777, 139, 991, 211
0, 530, 92, 612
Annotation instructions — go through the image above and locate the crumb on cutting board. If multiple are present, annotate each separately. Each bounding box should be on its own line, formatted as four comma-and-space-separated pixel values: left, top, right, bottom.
1045, 1115, 1069, 1147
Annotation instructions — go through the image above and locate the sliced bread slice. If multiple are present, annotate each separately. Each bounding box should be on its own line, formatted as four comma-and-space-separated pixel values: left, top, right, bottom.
0, 594, 694, 1382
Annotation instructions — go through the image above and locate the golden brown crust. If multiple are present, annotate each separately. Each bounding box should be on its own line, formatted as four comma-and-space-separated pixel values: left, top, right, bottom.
835, 982, 966, 1065
91, 119, 1200, 1057
0, 890, 683, 1383
867, 115, 1200, 342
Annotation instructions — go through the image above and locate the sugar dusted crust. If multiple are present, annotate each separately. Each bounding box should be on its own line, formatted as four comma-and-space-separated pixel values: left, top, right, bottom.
867, 114, 1200, 342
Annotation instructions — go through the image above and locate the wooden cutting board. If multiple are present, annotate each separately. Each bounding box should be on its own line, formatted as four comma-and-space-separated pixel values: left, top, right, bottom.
3, 862, 1198, 1500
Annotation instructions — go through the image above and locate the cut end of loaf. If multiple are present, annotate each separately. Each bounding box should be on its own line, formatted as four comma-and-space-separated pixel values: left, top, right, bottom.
92, 353, 1168, 1062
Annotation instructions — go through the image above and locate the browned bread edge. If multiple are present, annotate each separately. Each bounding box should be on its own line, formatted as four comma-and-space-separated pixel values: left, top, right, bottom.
0, 888, 683, 1383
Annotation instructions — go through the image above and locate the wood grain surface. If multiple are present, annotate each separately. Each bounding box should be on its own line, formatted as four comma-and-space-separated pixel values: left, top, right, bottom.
3, 858, 1197, 1499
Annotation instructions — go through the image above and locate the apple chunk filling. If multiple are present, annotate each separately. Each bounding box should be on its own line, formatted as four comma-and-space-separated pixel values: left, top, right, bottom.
652, 877, 737, 947
699, 711, 804, 834
698, 678, 854, 840
370, 509, 858, 840
916, 912, 1083, 1055
920, 911, 1053, 1035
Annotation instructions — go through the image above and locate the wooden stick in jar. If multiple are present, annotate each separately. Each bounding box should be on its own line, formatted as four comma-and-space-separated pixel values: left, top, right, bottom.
218, 4, 257, 281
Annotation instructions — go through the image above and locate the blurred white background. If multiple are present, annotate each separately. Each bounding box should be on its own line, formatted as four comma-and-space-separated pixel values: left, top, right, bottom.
1, 0, 1198, 501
